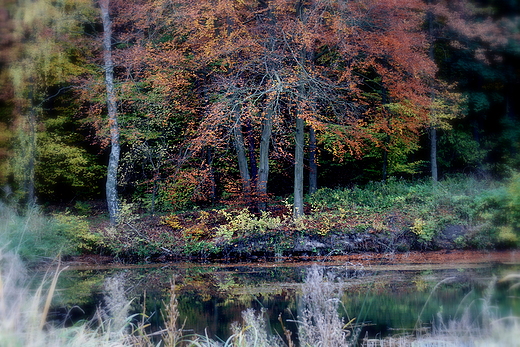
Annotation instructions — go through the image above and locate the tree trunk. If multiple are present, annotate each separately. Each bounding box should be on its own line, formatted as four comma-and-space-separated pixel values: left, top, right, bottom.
101, 0, 120, 225
430, 126, 438, 182
151, 177, 157, 215
205, 147, 216, 203
381, 88, 390, 182
257, 107, 273, 211
233, 119, 252, 193
246, 118, 258, 184
294, 2, 308, 218
382, 137, 389, 182
294, 116, 305, 218
308, 126, 317, 195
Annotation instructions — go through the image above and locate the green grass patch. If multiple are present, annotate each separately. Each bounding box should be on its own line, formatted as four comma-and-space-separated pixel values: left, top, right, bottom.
306, 175, 507, 247
0, 204, 95, 261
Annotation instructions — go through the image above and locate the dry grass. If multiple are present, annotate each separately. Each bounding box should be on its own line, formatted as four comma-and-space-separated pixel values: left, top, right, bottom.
0, 249, 286, 347
0, 251, 102, 347
0, 250, 138, 347
296, 265, 350, 347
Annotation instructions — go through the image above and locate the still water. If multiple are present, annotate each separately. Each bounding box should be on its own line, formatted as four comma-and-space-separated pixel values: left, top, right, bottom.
42, 252, 520, 344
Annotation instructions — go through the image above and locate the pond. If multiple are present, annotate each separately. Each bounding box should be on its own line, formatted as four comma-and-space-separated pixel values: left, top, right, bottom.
41, 250, 520, 345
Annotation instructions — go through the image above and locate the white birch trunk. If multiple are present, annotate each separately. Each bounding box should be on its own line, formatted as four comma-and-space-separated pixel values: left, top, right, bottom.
101, 0, 120, 224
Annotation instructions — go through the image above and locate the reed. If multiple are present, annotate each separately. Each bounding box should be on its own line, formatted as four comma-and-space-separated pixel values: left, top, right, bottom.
0, 251, 91, 347
296, 265, 350, 347
0, 250, 135, 347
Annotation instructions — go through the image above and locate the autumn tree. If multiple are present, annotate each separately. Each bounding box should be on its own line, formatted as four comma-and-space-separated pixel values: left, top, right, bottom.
170, 0, 438, 218
175, 0, 285, 210
72, 0, 446, 218
275, 0, 437, 216
72, 0, 199, 214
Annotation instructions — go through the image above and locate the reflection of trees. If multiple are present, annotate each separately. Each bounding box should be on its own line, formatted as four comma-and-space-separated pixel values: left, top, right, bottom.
51, 270, 107, 308
48, 264, 519, 343
173, 269, 299, 340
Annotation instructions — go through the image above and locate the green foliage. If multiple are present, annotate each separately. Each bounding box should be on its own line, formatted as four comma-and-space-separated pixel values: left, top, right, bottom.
9, 115, 37, 204
0, 205, 79, 260
132, 182, 174, 213
53, 211, 101, 254
475, 173, 520, 247
438, 127, 488, 172
74, 201, 92, 216
97, 226, 124, 256
497, 116, 520, 171
307, 176, 502, 247
0, 122, 12, 188
504, 174, 520, 228
215, 209, 283, 240
65, 175, 517, 260
467, 92, 490, 114
96, 206, 181, 259
382, 103, 428, 176
309, 178, 414, 213
163, 175, 198, 212
411, 218, 436, 243
182, 240, 220, 257
116, 200, 140, 225
99, 225, 161, 259
496, 226, 519, 248
386, 138, 425, 176
3, 0, 99, 204
36, 127, 104, 200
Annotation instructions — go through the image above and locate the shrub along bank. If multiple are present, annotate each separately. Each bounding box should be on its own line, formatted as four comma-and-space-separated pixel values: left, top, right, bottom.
2, 175, 520, 263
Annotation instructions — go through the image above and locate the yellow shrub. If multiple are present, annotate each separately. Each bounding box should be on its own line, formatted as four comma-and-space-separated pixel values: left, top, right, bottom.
162, 214, 182, 230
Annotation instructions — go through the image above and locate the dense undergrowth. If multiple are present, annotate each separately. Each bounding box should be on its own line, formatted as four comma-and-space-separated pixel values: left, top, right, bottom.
1, 175, 520, 262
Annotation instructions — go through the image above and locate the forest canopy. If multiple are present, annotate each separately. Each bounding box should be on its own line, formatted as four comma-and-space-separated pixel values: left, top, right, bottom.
0, 0, 519, 217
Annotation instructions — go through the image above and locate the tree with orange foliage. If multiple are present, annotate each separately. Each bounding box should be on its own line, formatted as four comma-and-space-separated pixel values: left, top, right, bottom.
80, 0, 456, 217
172, 0, 437, 217
176, 0, 286, 210
287, 0, 437, 216
75, 0, 198, 214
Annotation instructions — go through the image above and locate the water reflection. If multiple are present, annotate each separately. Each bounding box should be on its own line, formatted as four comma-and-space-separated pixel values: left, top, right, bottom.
44, 259, 520, 344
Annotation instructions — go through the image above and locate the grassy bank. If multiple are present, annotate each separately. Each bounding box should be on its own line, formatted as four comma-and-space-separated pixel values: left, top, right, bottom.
0, 204, 99, 263
90, 175, 520, 260
1, 175, 519, 262
1, 250, 519, 347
